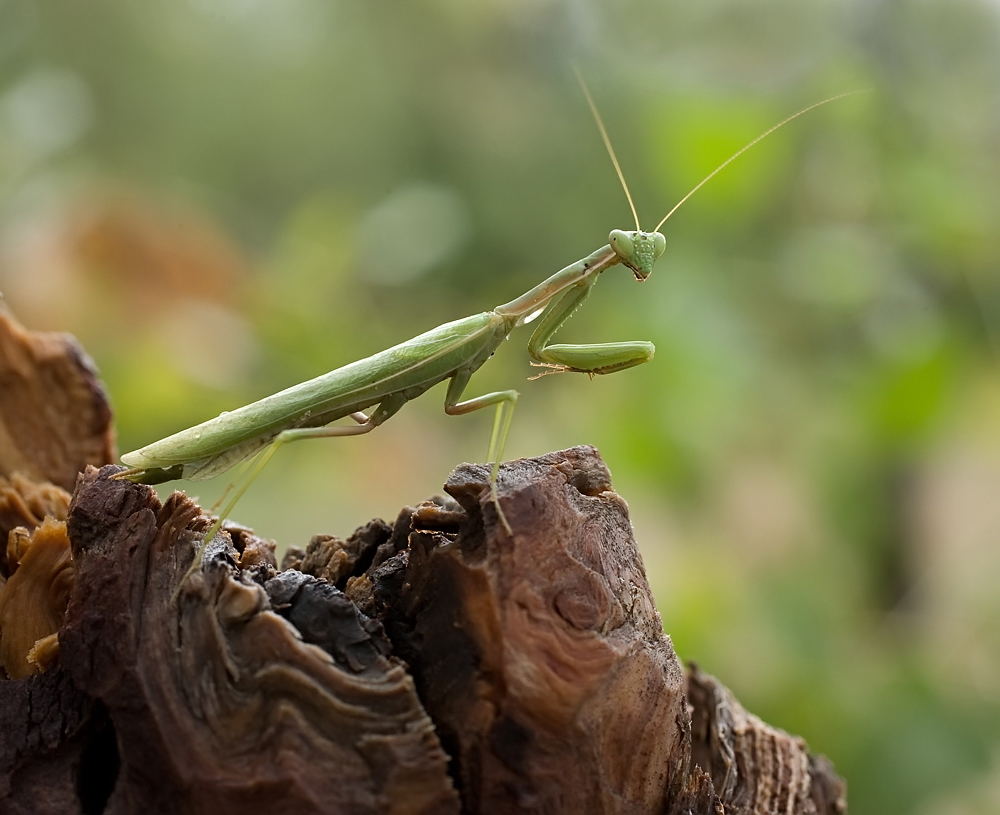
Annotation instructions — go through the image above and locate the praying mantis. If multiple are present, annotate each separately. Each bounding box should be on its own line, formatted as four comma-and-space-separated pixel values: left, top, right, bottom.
116, 79, 863, 581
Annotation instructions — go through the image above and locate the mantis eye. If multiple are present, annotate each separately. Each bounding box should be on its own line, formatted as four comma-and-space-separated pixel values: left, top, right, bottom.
609, 229, 634, 261
652, 231, 666, 258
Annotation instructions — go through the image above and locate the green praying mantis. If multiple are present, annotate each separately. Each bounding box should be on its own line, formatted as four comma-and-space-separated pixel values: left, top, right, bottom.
116, 78, 863, 588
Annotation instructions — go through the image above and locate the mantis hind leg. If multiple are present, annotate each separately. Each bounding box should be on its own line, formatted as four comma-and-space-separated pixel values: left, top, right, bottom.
444, 370, 518, 536
209, 411, 371, 513
173, 402, 405, 603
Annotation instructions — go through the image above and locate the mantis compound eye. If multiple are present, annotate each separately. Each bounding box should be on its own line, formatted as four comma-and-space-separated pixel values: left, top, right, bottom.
610, 229, 633, 261
651, 231, 666, 259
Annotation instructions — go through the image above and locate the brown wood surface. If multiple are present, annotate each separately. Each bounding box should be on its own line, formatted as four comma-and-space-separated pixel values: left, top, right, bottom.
0, 307, 114, 492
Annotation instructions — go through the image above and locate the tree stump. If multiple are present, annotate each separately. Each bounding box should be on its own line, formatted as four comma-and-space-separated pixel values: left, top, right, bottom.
0, 307, 846, 814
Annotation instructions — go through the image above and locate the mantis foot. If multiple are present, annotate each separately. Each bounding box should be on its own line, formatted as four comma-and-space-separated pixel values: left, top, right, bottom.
527, 362, 572, 380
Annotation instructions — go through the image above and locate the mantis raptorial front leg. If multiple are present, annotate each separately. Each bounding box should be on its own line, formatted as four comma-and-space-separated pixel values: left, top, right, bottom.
526, 271, 656, 378
116, 80, 864, 599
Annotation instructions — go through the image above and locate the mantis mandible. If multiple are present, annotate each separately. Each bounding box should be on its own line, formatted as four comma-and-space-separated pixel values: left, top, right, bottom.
116, 80, 862, 586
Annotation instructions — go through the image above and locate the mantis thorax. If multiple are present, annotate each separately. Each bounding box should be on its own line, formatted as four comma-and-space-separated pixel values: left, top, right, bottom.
609, 229, 666, 280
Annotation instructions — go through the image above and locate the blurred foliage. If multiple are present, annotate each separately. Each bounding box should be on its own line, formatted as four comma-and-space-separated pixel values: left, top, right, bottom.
2, 0, 999, 812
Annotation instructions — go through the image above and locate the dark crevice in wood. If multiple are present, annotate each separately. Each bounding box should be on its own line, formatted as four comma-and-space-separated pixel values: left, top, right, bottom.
76, 704, 118, 815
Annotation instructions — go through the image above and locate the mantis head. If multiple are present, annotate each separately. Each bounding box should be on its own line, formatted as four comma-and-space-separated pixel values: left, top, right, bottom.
610, 229, 666, 280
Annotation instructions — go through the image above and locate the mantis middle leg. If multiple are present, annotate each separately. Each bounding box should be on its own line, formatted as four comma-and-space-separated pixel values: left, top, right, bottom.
443, 368, 518, 535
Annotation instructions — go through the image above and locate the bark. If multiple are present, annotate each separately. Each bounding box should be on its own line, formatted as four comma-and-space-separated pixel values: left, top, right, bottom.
0, 308, 846, 814
0, 307, 114, 494
56, 466, 458, 815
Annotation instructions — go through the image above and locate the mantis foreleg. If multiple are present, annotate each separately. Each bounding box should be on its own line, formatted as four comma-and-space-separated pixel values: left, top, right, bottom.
527, 275, 655, 376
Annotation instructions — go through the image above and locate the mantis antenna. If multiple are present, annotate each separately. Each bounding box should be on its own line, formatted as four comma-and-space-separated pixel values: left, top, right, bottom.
574, 66, 641, 232
574, 69, 867, 233
654, 90, 870, 232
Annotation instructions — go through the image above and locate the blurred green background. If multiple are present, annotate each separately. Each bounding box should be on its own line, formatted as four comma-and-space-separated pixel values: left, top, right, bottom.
2, 0, 999, 811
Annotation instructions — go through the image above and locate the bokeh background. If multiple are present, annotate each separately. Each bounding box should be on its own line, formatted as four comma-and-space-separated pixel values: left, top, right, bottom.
2, 1, 999, 812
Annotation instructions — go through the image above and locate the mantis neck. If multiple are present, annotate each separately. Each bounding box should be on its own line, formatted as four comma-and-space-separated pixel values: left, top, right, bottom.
494, 244, 620, 324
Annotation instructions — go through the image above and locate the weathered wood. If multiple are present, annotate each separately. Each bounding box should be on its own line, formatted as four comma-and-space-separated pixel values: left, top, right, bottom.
371, 448, 697, 814
687, 664, 846, 815
0, 308, 114, 493
0, 452, 848, 815
57, 467, 459, 815
0, 306, 112, 680
0, 310, 117, 813
0, 665, 98, 815
0, 517, 73, 679
0, 473, 71, 552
